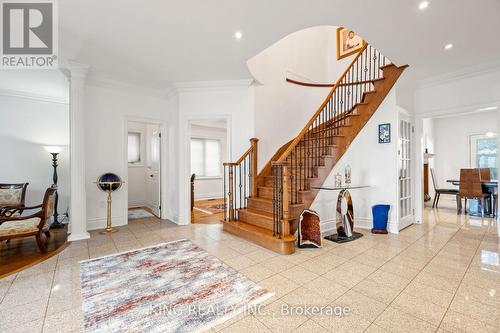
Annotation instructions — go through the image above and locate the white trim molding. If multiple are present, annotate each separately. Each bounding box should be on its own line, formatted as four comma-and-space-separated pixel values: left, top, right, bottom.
172, 79, 253, 93
417, 60, 500, 89
0, 88, 69, 104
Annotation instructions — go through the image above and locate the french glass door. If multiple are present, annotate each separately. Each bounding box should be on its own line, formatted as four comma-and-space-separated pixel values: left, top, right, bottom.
399, 117, 414, 229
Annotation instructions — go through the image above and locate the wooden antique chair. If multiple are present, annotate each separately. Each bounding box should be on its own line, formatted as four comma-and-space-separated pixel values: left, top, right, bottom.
430, 169, 459, 209
0, 187, 56, 253
458, 169, 490, 216
0, 183, 29, 216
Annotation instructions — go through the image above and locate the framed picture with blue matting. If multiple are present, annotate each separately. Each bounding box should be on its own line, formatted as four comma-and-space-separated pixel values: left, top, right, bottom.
378, 123, 391, 143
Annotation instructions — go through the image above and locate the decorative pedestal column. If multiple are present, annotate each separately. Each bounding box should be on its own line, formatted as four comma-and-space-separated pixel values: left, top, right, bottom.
65, 62, 91, 241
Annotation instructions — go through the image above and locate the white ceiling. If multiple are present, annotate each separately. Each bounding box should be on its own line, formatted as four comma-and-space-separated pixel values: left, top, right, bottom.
56, 0, 500, 88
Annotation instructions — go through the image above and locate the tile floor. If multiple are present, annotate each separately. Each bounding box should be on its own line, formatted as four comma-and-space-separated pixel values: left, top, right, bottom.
0, 201, 499, 333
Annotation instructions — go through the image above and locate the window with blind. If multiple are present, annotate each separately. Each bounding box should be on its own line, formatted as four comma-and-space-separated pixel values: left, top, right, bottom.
190, 138, 222, 177
128, 132, 142, 164
470, 134, 498, 179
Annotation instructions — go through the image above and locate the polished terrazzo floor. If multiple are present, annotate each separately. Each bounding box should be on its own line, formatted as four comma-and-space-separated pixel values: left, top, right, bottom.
0, 201, 498, 333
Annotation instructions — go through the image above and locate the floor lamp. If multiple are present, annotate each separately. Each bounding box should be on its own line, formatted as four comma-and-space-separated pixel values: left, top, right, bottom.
45, 146, 63, 228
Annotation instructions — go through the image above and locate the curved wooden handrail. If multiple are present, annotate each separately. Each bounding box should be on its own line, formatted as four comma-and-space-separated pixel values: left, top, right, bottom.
276, 44, 368, 163
286, 78, 384, 88
285, 78, 334, 87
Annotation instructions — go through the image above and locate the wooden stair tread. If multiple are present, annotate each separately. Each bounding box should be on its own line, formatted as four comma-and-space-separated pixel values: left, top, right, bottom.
248, 196, 303, 207
240, 208, 273, 218
258, 186, 313, 193
222, 220, 296, 254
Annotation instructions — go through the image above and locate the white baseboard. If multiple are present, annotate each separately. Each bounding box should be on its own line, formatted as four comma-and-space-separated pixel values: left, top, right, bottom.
320, 217, 397, 235
87, 216, 127, 231
68, 232, 90, 241
387, 221, 399, 234
129, 200, 147, 208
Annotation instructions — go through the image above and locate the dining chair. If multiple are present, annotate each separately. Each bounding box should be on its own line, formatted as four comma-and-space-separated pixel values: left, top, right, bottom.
458, 168, 490, 216
478, 168, 491, 182
430, 168, 459, 209
478, 168, 495, 215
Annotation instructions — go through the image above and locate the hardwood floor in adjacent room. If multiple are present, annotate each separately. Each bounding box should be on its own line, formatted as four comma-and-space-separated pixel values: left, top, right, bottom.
0, 226, 69, 279
192, 198, 224, 224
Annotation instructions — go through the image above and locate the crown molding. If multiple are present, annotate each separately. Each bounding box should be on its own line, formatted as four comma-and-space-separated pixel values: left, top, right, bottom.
415, 100, 500, 119
417, 60, 500, 89
172, 79, 253, 93
0, 88, 69, 104
86, 74, 169, 99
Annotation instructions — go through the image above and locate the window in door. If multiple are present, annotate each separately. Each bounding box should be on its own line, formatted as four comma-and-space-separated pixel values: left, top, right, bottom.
128, 132, 142, 164
470, 133, 498, 179
190, 138, 222, 177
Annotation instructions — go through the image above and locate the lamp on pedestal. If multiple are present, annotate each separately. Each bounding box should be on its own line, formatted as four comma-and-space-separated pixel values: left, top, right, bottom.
44, 146, 63, 228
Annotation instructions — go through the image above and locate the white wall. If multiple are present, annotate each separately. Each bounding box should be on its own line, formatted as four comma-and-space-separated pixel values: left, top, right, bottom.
310, 89, 400, 234
247, 26, 357, 169
0, 94, 70, 216
176, 81, 254, 224
190, 124, 227, 200
415, 66, 500, 115
85, 79, 177, 230
429, 111, 498, 193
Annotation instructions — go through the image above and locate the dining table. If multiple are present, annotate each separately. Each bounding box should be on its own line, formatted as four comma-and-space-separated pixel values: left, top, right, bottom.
446, 179, 497, 216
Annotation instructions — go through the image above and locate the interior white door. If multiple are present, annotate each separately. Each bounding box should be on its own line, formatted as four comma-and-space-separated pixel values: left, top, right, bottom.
146, 129, 161, 217
399, 116, 414, 230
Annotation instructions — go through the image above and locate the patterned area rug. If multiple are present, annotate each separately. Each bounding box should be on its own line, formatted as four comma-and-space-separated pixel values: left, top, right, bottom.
128, 209, 155, 220
80, 239, 273, 333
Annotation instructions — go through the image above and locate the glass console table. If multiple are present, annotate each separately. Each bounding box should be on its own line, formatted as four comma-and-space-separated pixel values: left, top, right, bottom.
311, 185, 371, 243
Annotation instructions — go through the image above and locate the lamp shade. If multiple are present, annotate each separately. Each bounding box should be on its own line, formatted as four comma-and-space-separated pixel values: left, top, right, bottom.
44, 146, 63, 154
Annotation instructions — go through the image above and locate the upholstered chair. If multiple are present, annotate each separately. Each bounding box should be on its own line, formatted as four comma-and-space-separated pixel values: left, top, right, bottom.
0, 183, 29, 215
0, 187, 56, 253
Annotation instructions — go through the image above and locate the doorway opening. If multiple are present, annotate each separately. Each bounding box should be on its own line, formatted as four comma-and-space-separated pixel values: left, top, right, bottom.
189, 119, 228, 224
127, 120, 162, 222
419, 109, 498, 221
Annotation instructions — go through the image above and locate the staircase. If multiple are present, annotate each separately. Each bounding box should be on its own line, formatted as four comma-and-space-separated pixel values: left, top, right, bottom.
222, 44, 408, 254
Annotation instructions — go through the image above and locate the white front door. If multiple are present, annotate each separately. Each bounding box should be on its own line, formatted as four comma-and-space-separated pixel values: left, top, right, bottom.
399, 116, 414, 230
146, 129, 161, 217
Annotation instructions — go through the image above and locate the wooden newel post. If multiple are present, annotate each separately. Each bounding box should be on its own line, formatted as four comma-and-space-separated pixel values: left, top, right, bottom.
228, 164, 235, 221
250, 138, 259, 197
281, 165, 290, 237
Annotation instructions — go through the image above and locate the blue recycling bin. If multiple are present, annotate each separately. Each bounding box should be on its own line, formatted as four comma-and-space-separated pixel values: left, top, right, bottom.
372, 204, 390, 234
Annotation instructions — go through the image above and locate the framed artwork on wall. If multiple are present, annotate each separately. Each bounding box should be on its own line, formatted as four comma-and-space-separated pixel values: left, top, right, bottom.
337, 27, 366, 60
379, 123, 391, 143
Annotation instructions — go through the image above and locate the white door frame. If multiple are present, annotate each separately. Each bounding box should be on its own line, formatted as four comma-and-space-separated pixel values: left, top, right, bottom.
413, 103, 500, 230
123, 116, 170, 223
180, 114, 232, 225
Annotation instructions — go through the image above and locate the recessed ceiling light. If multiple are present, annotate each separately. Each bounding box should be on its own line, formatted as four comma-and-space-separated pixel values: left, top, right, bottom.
418, 1, 430, 10
234, 31, 243, 40
444, 43, 453, 50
